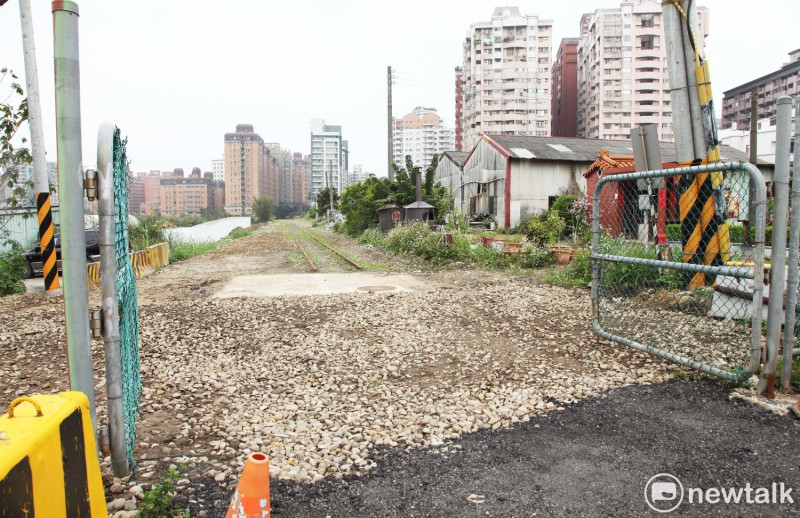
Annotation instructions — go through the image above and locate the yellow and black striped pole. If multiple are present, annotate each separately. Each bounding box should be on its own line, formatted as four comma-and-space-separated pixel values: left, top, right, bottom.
36, 192, 59, 292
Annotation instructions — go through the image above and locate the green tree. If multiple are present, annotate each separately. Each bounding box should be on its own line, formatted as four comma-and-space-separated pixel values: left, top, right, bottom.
251, 196, 274, 223
339, 175, 392, 236
0, 68, 33, 210
316, 187, 339, 217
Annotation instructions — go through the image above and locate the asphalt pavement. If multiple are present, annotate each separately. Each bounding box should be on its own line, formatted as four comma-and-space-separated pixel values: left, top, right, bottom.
188, 379, 800, 517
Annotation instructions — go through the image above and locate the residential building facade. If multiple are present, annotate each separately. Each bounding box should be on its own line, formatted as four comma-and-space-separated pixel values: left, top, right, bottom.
551, 38, 579, 137
576, 1, 708, 141
159, 175, 225, 217
310, 119, 347, 196
224, 124, 279, 216
266, 143, 290, 205
459, 7, 554, 151
392, 107, 456, 170
290, 153, 312, 205
212, 158, 224, 182
455, 67, 465, 151
721, 49, 800, 131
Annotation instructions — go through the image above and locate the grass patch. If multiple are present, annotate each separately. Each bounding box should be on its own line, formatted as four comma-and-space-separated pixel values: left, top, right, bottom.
167, 236, 220, 263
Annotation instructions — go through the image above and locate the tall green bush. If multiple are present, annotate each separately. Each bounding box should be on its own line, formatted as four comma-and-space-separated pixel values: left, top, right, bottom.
0, 249, 27, 296
520, 211, 565, 247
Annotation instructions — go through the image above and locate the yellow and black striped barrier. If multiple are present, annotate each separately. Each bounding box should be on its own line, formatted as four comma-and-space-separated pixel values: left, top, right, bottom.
86, 243, 170, 290
145, 242, 169, 270
129, 249, 151, 278
86, 262, 101, 291
0, 392, 107, 517
36, 193, 59, 292
678, 162, 731, 289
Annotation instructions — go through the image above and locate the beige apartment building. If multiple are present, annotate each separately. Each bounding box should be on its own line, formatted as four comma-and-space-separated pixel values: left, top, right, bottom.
392, 107, 455, 169
159, 175, 224, 217
290, 153, 311, 206
576, 1, 708, 141
224, 124, 279, 216
459, 6, 554, 151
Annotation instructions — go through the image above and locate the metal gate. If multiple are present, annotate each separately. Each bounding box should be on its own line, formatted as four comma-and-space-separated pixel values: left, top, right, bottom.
590, 162, 767, 382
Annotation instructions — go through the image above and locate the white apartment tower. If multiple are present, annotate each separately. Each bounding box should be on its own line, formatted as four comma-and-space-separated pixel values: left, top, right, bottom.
460, 7, 553, 150
393, 107, 456, 170
576, 1, 708, 141
211, 158, 224, 182
310, 119, 347, 196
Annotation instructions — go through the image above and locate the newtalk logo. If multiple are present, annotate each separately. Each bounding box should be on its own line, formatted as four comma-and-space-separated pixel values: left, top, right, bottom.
645, 473, 794, 513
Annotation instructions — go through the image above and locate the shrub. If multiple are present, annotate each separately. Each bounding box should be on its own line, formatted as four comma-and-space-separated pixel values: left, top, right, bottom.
544, 251, 591, 288
139, 467, 188, 518
551, 194, 579, 236
519, 246, 555, 268
665, 223, 681, 242
358, 228, 386, 247
520, 211, 565, 247
167, 236, 218, 263
0, 249, 27, 296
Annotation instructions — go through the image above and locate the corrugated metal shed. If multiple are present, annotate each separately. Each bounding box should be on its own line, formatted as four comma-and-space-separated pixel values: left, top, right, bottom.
441, 151, 470, 168
485, 134, 772, 166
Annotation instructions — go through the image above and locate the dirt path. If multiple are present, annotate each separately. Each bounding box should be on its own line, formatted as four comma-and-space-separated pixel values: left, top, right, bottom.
6, 221, 793, 516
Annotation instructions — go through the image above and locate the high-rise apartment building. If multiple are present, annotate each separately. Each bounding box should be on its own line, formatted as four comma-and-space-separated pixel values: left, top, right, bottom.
223, 124, 279, 216
211, 158, 224, 182
575, 1, 708, 141
459, 7, 553, 151
551, 38, 579, 137
721, 49, 800, 131
393, 107, 456, 169
290, 153, 312, 205
454, 67, 465, 151
266, 143, 291, 205
310, 119, 347, 196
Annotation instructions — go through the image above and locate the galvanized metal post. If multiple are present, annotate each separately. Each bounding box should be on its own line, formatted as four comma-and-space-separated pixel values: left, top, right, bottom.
97, 122, 128, 476
784, 100, 800, 388
759, 96, 793, 396
20, 0, 60, 293
53, 0, 96, 425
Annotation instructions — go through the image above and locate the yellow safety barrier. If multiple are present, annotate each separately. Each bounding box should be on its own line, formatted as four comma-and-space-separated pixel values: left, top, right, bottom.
145, 242, 169, 270
129, 249, 152, 278
86, 261, 101, 291
0, 392, 107, 517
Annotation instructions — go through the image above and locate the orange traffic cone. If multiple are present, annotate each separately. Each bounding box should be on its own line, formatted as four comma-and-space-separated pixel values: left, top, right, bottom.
226, 453, 271, 518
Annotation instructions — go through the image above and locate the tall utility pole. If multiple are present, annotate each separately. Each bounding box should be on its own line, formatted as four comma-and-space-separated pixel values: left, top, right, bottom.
19, 0, 59, 293
53, 0, 96, 427
327, 159, 334, 219
387, 66, 394, 182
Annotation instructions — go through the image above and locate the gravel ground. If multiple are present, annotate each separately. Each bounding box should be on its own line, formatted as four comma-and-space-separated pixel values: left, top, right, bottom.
3, 221, 798, 517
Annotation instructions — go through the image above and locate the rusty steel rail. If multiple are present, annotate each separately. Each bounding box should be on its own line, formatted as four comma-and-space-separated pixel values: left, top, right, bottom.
294, 238, 318, 272
311, 237, 363, 271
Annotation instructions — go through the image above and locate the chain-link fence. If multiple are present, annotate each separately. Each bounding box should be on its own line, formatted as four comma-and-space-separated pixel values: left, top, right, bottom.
590, 162, 767, 382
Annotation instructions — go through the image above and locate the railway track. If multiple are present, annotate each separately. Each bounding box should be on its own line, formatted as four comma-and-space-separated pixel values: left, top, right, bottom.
294, 234, 363, 272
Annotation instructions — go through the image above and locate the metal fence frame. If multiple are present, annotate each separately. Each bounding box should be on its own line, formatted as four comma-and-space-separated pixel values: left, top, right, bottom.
590, 161, 767, 382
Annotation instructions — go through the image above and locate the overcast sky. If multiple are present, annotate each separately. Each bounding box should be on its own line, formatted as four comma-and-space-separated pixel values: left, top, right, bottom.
1, 1, 797, 178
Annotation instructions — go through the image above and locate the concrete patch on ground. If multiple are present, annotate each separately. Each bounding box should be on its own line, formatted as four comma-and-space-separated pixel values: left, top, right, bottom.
214, 272, 441, 298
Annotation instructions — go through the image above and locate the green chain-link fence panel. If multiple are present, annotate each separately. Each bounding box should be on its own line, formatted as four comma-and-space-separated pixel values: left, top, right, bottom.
590, 162, 767, 382
113, 128, 141, 469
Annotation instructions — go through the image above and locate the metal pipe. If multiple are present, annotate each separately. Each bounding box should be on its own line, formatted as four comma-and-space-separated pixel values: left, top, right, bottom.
97, 122, 127, 476
759, 96, 794, 395
782, 99, 800, 391
53, 0, 96, 427
592, 320, 751, 383
589, 254, 753, 279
